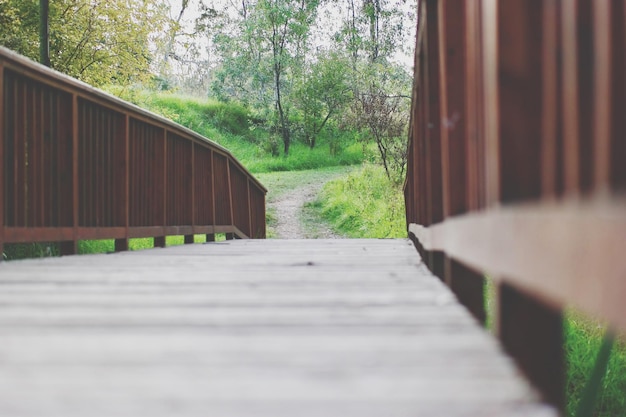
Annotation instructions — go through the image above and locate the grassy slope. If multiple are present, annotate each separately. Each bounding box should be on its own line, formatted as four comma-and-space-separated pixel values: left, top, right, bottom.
114, 90, 365, 173
313, 164, 406, 238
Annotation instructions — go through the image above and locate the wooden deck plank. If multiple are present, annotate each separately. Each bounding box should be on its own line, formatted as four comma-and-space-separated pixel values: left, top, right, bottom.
0, 239, 556, 417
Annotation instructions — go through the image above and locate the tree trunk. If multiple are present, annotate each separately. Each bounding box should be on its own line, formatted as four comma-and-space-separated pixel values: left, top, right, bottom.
274, 62, 290, 155
39, 0, 50, 66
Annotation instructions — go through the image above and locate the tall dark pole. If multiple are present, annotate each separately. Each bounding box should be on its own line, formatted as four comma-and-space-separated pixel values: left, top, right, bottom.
39, 0, 50, 66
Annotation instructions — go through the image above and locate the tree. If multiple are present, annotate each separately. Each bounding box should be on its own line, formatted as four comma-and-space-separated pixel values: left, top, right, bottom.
355, 83, 409, 182
39, 0, 50, 66
255, 0, 320, 155
329, 0, 414, 179
0, 0, 169, 87
293, 53, 351, 149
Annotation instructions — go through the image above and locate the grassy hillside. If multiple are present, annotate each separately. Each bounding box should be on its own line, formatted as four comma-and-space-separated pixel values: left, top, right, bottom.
106, 89, 366, 173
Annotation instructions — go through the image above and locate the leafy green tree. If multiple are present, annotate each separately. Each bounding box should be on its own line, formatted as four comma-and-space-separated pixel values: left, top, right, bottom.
255, 0, 320, 155
0, 0, 169, 87
330, 0, 414, 178
208, 0, 320, 155
293, 53, 352, 149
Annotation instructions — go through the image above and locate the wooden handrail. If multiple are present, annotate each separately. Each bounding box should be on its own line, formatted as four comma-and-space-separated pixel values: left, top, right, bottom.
405, 0, 625, 411
0, 46, 266, 256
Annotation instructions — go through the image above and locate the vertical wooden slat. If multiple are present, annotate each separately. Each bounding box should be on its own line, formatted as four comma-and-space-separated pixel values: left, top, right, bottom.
115, 114, 129, 252
16, 79, 25, 227
185, 141, 195, 244
575, 0, 595, 193
32, 86, 40, 227
481, 0, 500, 207
541, 0, 560, 198
60, 94, 79, 255
496, 1, 564, 409
226, 158, 234, 233
464, 0, 481, 212
425, 0, 443, 227
0, 62, 4, 258
498, 0, 543, 203
424, 0, 445, 278
609, 1, 626, 190
191, 143, 196, 227
449, 259, 485, 324
207, 149, 216, 242
561, 0, 580, 195
439, 0, 484, 324
592, 0, 611, 192
247, 178, 252, 238
498, 283, 564, 409
437, 0, 451, 221
155, 128, 167, 248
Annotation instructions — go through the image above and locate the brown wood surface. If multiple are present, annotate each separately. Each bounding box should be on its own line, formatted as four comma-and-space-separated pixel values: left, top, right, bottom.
409, 195, 626, 334
0, 47, 265, 192
0, 239, 555, 417
0, 61, 4, 257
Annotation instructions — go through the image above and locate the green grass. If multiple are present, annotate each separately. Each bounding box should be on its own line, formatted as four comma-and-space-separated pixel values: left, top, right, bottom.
565, 312, 626, 417
3, 235, 226, 261
313, 164, 406, 238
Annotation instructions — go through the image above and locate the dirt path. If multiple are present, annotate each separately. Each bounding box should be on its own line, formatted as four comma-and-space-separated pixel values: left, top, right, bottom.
256, 167, 352, 239
272, 180, 337, 239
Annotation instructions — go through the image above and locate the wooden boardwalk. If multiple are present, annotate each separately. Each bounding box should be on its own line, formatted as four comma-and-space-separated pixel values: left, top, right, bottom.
0, 239, 556, 417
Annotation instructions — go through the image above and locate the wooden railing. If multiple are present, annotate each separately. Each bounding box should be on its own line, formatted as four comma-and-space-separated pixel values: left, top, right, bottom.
405, 0, 625, 411
0, 47, 266, 257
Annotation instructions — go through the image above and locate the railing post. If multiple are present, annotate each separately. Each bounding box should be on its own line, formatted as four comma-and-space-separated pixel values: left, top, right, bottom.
205, 149, 216, 243
423, 0, 445, 278
225, 158, 235, 240
246, 178, 252, 238
115, 114, 130, 252
185, 142, 195, 244
0, 61, 4, 260
437, 0, 485, 323
592, 0, 612, 193
155, 129, 167, 248
60, 93, 79, 256
497, 283, 564, 409
495, 1, 564, 409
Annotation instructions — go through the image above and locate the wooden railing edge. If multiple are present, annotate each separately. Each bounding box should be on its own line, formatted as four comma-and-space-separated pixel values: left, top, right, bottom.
408, 195, 626, 335
0, 46, 266, 194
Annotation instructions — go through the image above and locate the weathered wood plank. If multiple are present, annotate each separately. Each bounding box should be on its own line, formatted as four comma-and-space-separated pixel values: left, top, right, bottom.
0, 239, 556, 416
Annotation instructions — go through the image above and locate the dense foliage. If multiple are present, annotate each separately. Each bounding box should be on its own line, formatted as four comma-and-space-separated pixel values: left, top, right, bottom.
199, 0, 414, 173
0, 0, 169, 86
0, 0, 414, 179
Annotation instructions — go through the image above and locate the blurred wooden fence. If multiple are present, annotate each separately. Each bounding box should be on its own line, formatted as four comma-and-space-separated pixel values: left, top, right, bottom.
404, 0, 626, 410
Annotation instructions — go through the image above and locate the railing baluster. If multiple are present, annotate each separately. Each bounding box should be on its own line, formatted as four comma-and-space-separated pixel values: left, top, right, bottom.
0, 47, 264, 254
610, 1, 626, 191
115, 114, 130, 252
561, 0, 580, 195
498, 283, 564, 409
592, 0, 612, 193
226, 158, 234, 240
62, 93, 80, 255
0, 62, 4, 258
